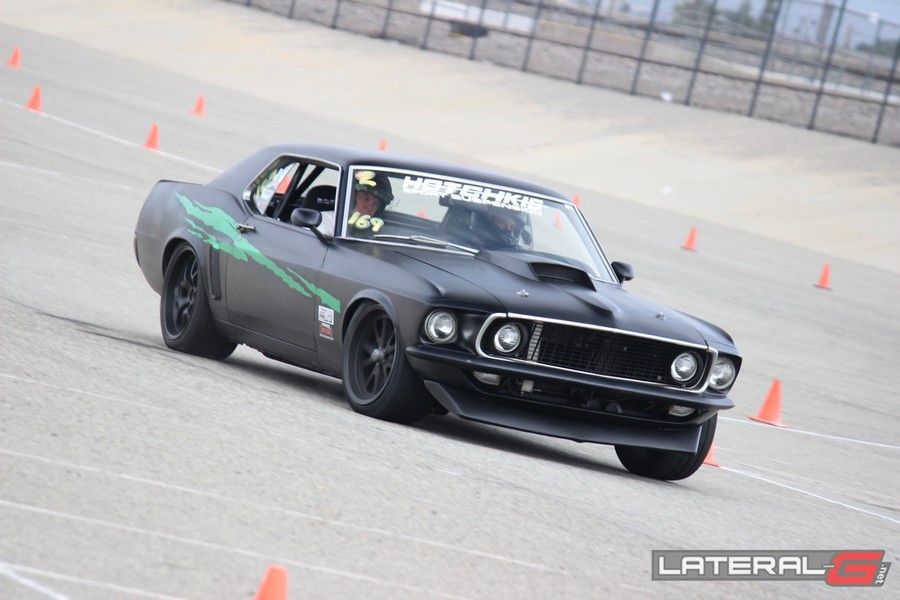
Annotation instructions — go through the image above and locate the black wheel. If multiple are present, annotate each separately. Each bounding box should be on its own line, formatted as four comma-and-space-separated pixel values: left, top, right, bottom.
615, 414, 717, 481
342, 303, 431, 423
161, 243, 236, 360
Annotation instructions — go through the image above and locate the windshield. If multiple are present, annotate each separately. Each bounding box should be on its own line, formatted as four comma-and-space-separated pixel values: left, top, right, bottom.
340, 166, 616, 282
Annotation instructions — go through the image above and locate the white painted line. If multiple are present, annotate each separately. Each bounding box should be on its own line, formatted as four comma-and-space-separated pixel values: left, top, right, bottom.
0, 159, 141, 191
721, 466, 900, 526
0, 449, 102, 474
721, 416, 900, 450
2, 562, 187, 600
0, 373, 166, 411
0, 447, 556, 573
1, 98, 221, 173
0, 498, 474, 600
0, 561, 71, 600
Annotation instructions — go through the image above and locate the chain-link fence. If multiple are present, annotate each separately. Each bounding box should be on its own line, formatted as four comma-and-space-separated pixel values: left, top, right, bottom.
228, 0, 900, 146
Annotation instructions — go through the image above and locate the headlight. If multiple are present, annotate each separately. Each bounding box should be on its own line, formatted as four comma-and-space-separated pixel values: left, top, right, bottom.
709, 357, 736, 391
424, 310, 457, 343
493, 324, 522, 354
671, 352, 699, 382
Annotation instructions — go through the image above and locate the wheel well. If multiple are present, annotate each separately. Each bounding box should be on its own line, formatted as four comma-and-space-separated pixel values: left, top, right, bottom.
162, 238, 190, 275
341, 293, 400, 344
341, 298, 374, 344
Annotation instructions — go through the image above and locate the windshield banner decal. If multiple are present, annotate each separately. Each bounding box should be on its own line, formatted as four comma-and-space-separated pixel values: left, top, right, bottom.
402, 176, 544, 215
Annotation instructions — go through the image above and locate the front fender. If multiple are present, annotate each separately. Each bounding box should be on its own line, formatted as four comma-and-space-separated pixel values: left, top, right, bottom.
342, 290, 401, 344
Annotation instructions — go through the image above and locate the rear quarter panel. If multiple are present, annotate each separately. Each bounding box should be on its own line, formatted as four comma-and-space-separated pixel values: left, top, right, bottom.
134, 181, 245, 296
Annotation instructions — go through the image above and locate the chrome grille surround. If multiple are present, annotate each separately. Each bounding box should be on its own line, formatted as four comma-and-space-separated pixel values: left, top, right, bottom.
476, 313, 716, 394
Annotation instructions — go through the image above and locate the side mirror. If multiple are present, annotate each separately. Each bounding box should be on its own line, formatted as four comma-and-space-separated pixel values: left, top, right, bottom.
611, 261, 635, 282
290, 207, 322, 228
290, 208, 329, 243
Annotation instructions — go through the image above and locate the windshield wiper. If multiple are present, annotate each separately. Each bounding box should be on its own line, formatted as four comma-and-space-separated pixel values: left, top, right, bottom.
374, 234, 478, 254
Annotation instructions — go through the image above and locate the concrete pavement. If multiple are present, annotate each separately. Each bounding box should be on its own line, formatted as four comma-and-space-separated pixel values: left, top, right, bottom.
2, 0, 899, 273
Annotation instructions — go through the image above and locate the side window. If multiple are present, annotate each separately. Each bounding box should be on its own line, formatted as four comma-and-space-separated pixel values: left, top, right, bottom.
247, 158, 302, 217
294, 167, 340, 234
299, 168, 339, 211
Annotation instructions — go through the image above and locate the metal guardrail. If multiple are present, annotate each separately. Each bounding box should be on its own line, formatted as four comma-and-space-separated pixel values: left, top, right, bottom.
232, 0, 899, 146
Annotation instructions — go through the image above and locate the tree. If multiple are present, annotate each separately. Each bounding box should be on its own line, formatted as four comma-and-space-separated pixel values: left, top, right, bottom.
673, 0, 715, 28
857, 38, 900, 59
758, 0, 780, 33
674, 0, 783, 34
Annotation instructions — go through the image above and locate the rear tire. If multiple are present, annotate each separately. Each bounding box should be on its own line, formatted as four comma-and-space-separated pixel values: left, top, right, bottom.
160, 243, 236, 360
615, 414, 717, 481
342, 302, 431, 424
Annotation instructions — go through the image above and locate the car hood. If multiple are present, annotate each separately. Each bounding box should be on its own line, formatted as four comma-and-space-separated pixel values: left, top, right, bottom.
395, 248, 710, 346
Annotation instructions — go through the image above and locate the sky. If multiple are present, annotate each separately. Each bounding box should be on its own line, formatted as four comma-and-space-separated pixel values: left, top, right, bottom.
854, 0, 900, 23
638, 0, 900, 39
783, 0, 900, 41
617, 0, 900, 25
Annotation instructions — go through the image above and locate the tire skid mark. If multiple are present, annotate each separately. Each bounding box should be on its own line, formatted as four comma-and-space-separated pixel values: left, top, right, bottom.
0, 498, 475, 600
0, 448, 559, 574
0, 159, 142, 191
0, 373, 167, 411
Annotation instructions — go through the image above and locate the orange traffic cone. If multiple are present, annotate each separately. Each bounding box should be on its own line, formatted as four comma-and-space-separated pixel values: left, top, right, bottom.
682, 227, 697, 251
554, 210, 564, 230
25, 85, 42, 112
703, 442, 721, 467
814, 263, 831, 290
192, 95, 206, 117
253, 565, 288, 600
145, 124, 160, 151
378, 139, 388, 151
749, 379, 787, 428
572, 194, 581, 207
8, 47, 21, 68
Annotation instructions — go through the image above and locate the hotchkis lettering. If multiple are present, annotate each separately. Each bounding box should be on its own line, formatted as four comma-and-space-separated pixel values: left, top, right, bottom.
402, 176, 544, 215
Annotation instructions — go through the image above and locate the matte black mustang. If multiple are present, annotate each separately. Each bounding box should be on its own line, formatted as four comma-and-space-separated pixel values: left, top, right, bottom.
134, 143, 741, 480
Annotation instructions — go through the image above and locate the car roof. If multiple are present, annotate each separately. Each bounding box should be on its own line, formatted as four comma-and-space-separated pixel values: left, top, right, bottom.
209, 143, 572, 203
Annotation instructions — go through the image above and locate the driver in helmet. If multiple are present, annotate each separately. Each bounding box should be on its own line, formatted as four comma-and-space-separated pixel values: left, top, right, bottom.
469, 205, 526, 249
347, 170, 393, 236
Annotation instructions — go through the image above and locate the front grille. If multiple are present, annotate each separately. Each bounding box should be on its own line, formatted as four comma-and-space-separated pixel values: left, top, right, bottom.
482, 319, 706, 387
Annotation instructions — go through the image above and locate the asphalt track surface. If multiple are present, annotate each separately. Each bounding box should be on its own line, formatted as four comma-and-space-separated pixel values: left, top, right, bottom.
1, 1, 899, 599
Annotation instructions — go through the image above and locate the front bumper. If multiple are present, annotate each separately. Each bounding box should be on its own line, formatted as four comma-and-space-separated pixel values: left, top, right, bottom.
407, 345, 734, 453
425, 381, 704, 452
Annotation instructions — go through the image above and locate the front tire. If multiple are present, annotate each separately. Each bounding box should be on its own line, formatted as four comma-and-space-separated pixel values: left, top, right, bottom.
160, 243, 236, 360
342, 303, 431, 424
615, 414, 717, 481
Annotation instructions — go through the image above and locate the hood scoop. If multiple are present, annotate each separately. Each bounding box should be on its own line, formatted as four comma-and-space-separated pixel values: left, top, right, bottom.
530, 262, 595, 290
476, 250, 596, 291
